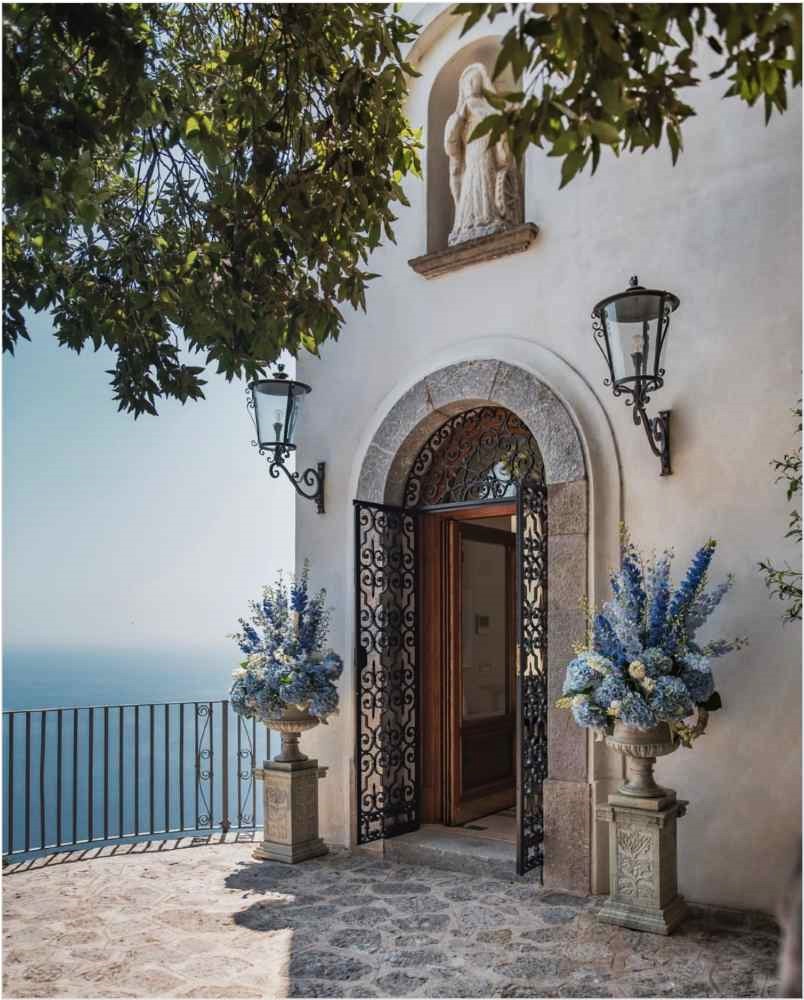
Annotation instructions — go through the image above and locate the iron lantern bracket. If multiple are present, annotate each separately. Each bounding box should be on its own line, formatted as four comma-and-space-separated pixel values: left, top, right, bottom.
633, 404, 672, 477
263, 447, 326, 514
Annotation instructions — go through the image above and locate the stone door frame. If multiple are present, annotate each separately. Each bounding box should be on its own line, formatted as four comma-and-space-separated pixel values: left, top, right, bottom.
355, 356, 621, 893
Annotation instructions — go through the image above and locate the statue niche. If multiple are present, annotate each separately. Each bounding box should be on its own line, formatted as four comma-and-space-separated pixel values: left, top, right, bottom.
443, 62, 522, 247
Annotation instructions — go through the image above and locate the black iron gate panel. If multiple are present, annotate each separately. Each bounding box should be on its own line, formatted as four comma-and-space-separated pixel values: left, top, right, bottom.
516, 476, 549, 877
354, 500, 418, 844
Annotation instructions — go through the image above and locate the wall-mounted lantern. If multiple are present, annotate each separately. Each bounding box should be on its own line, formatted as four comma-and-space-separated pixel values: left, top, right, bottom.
591, 276, 680, 476
247, 365, 325, 513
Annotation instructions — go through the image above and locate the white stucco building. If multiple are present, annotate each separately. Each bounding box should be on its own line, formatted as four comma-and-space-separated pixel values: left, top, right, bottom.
291, 5, 802, 914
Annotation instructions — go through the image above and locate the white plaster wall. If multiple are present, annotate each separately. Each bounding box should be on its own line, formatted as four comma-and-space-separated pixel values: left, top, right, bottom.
295, 8, 802, 913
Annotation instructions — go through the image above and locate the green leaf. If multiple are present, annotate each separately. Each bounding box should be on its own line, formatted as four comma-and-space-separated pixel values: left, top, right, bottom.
589, 120, 620, 145
701, 691, 723, 712
185, 115, 201, 136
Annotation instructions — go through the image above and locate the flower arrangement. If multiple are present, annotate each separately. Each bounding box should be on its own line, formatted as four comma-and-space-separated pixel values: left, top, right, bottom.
557, 532, 745, 746
229, 565, 343, 724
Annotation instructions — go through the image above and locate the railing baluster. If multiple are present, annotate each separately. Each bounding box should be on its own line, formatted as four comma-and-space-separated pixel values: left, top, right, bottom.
72, 710, 78, 845
221, 702, 229, 834
25, 712, 31, 853
7, 713, 15, 854
179, 703, 185, 831
39, 712, 47, 850
164, 704, 170, 832
56, 710, 63, 847
208, 702, 214, 830
236, 710, 242, 826
88, 707, 94, 843
252, 718, 257, 829
103, 705, 109, 841
118, 707, 124, 837
194, 702, 199, 830
134, 705, 140, 835
149, 705, 155, 835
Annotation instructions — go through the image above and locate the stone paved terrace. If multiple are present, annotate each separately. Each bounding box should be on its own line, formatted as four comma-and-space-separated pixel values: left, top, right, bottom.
2, 839, 781, 998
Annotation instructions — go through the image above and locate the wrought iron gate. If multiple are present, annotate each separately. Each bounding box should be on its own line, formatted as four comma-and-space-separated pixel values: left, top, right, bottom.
354, 501, 418, 843
516, 476, 549, 876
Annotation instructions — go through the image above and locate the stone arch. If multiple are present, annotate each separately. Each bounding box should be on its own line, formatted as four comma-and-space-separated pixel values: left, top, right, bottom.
426, 38, 523, 253
355, 359, 596, 894
357, 359, 586, 503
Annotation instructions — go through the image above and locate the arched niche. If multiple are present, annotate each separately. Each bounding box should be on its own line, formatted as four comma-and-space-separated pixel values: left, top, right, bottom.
426, 37, 522, 253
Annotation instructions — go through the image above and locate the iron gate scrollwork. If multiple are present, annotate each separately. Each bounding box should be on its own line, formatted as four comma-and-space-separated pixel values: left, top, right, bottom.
405, 406, 544, 508
354, 501, 418, 843
516, 476, 548, 877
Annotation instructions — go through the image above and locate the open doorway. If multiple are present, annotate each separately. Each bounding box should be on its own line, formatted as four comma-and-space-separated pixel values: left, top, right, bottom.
420, 503, 516, 840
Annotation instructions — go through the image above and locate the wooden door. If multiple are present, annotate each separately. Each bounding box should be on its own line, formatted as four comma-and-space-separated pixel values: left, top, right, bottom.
446, 520, 516, 825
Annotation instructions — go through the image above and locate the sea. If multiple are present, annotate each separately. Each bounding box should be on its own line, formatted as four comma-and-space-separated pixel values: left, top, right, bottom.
2, 646, 272, 856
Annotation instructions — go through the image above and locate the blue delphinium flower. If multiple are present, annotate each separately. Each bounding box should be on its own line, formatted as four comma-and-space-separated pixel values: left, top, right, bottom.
570, 694, 608, 730
593, 613, 627, 666
650, 676, 694, 720
685, 577, 733, 634
646, 552, 672, 647
666, 540, 717, 649
679, 653, 715, 704
618, 691, 657, 730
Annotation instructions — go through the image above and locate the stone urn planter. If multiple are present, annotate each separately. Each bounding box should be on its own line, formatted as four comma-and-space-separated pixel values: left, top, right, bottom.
605, 721, 678, 798
253, 706, 328, 864
267, 705, 320, 763
596, 720, 696, 935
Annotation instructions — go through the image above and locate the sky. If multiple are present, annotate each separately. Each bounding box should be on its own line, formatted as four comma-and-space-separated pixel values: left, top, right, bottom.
2, 312, 294, 658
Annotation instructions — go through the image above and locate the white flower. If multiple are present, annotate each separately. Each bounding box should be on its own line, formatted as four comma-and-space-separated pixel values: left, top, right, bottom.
231, 668, 248, 679
641, 676, 657, 693
628, 660, 646, 681
609, 699, 622, 716
572, 694, 588, 707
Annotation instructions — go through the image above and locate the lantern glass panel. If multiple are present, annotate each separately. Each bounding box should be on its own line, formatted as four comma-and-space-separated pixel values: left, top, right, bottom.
603, 293, 665, 384
252, 380, 308, 449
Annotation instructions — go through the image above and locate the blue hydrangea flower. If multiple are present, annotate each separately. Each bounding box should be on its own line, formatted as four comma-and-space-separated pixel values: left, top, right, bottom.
650, 676, 694, 721
618, 692, 657, 729
592, 675, 629, 710
562, 653, 612, 695
679, 653, 715, 704
570, 694, 608, 730
641, 647, 674, 677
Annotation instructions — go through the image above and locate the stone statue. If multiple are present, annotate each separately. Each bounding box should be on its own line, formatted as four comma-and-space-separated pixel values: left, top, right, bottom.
444, 62, 521, 247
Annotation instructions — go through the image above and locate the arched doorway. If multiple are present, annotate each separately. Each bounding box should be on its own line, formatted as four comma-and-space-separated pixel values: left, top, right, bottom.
355, 405, 548, 876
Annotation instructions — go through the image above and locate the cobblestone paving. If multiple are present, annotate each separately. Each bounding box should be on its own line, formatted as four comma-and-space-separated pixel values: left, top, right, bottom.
3, 840, 780, 998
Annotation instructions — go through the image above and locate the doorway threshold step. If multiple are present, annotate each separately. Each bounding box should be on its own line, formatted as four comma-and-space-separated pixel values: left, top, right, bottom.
383, 824, 521, 881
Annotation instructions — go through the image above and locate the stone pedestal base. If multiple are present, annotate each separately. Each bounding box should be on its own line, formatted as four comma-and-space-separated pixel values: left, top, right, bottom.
596, 792, 688, 935
254, 758, 328, 865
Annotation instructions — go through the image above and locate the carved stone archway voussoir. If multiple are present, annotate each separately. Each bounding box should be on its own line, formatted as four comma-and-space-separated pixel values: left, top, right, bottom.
356, 359, 594, 895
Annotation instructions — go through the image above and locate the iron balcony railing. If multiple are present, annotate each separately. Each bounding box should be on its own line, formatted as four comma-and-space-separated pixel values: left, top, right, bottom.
2, 700, 272, 858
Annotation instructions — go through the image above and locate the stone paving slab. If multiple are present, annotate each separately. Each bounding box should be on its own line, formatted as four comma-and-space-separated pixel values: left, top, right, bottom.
2, 841, 780, 998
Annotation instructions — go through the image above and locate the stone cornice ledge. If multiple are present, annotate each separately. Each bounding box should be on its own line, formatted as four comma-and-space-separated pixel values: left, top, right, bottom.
408, 222, 539, 279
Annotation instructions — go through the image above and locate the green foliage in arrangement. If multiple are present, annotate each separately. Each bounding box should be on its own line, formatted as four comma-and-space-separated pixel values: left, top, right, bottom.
759, 404, 802, 623
3, 4, 421, 415
455, 4, 801, 187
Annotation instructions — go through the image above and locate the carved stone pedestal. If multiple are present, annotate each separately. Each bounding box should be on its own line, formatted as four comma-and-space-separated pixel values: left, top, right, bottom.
253, 758, 328, 864
596, 792, 688, 935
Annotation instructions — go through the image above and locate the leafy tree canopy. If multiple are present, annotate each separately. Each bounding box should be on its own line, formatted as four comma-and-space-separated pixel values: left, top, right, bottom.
456, 3, 801, 187
3, 3, 421, 415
